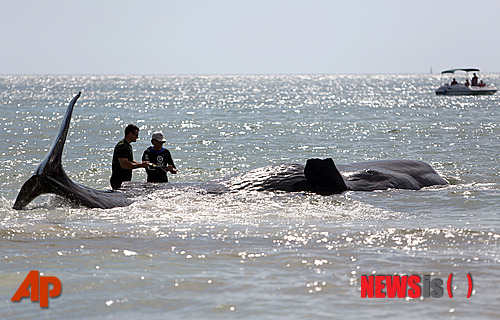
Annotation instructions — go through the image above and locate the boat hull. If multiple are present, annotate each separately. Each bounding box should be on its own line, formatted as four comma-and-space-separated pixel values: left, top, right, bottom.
435, 85, 497, 96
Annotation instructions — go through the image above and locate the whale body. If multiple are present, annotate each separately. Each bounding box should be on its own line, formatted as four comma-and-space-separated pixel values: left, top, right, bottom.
13, 93, 448, 210
219, 158, 448, 194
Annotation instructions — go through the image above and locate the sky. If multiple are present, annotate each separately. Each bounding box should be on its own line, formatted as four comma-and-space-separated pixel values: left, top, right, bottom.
1, 0, 500, 75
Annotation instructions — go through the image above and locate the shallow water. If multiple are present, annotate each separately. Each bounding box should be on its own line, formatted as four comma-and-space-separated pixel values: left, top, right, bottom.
1, 74, 499, 319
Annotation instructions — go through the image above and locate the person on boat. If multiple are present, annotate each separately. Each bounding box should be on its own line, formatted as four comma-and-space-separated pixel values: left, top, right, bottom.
471, 73, 479, 86
142, 132, 177, 183
465, 79, 470, 87
450, 78, 458, 85
110, 124, 150, 190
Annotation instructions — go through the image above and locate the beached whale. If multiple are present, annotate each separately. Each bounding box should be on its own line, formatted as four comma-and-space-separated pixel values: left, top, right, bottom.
13, 93, 448, 210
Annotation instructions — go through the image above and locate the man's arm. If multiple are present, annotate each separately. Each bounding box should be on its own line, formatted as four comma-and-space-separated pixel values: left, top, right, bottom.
164, 151, 177, 174
118, 158, 149, 170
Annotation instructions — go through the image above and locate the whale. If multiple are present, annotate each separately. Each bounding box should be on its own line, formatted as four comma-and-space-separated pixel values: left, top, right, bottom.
13, 93, 448, 210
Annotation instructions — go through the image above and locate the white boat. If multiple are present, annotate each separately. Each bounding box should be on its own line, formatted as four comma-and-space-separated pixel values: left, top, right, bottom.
435, 68, 497, 95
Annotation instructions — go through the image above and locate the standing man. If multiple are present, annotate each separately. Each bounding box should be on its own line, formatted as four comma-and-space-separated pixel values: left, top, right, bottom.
471, 73, 479, 86
110, 124, 149, 190
142, 132, 177, 183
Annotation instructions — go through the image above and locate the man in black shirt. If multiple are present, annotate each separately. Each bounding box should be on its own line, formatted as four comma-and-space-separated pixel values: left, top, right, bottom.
110, 124, 149, 189
142, 132, 177, 183
471, 73, 479, 86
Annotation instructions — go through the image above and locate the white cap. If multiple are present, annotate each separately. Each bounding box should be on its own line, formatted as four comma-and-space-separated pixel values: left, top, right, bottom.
151, 132, 166, 143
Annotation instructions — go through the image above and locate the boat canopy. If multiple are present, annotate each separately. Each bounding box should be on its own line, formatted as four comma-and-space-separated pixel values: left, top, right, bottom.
441, 68, 480, 74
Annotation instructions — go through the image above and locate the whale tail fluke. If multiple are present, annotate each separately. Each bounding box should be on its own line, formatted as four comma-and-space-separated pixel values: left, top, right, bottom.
13, 92, 133, 210
13, 175, 44, 210
36, 92, 80, 176
13, 92, 81, 209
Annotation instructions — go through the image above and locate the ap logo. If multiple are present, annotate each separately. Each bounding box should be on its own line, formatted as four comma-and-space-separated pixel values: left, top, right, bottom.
11, 270, 62, 308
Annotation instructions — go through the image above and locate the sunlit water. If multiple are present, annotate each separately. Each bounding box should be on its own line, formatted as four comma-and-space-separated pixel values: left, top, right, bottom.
1, 74, 499, 319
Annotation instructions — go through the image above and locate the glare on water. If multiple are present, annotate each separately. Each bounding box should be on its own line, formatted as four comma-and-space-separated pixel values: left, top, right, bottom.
0, 74, 499, 319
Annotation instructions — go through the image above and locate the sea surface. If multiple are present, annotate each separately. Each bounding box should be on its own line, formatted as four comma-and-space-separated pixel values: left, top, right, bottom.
0, 74, 499, 319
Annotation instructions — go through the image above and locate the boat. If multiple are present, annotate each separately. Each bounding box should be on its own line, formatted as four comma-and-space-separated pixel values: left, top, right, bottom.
435, 68, 497, 95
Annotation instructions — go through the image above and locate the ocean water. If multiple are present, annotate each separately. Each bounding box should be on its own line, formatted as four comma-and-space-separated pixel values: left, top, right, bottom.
0, 74, 499, 319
